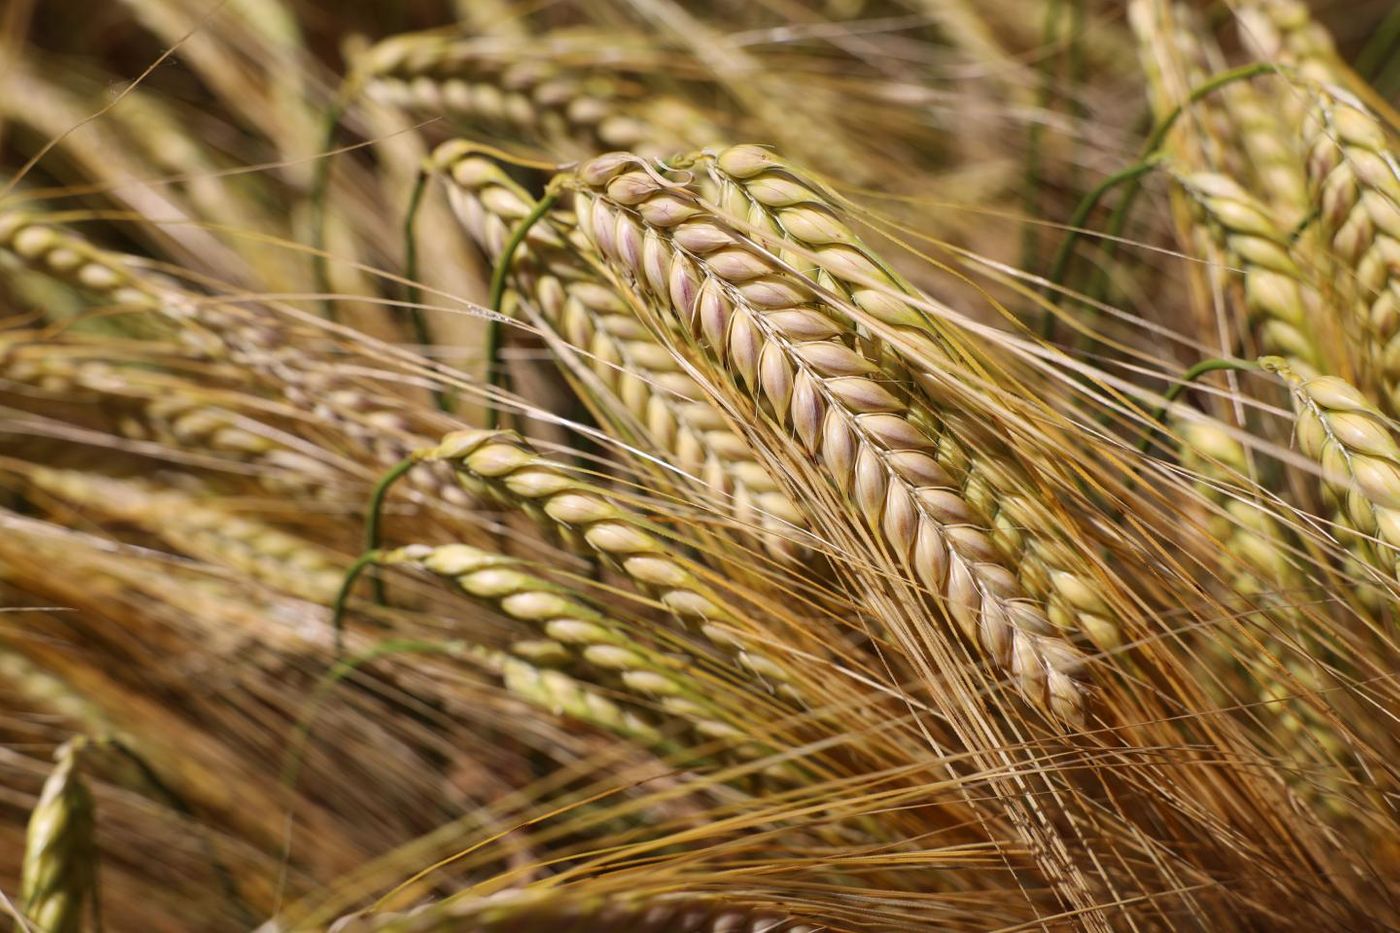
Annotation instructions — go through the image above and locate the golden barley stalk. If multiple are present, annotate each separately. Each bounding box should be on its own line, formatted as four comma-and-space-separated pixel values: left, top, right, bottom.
1263, 356, 1400, 590
692, 145, 1120, 650
435, 145, 807, 561
19, 467, 346, 603
570, 151, 1089, 722
381, 542, 774, 754
413, 429, 806, 701
1302, 93, 1400, 414
1174, 171, 1325, 372
356, 33, 719, 159
0, 214, 468, 508
333, 887, 817, 932
20, 736, 98, 933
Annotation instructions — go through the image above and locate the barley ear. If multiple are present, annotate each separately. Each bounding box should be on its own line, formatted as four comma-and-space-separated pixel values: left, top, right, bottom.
1263, 355, 1400, 590
20, 736, 98, 933
571, 151, 1092, 724
330, 887, 817, 932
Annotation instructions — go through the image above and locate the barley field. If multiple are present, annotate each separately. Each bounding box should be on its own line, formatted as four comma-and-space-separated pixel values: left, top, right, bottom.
1, 1, 1398, 930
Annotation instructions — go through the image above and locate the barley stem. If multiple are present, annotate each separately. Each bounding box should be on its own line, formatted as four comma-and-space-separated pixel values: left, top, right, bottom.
401, 165, 450, 413
332, 550, 385, 655
1138, 358, 1261, 456
310, 87, 354, 325
364, 455, 421, 605
1044, 61, 1285, 332
484, 183, 562, 430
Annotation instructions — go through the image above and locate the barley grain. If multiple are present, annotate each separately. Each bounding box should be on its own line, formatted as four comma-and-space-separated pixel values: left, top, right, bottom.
571, 151, 1091, 722
1301, 93, 1400, 413
20, 736, 97, 933
1263, 356, 1400, 591
414, 429, 806, 700
382, 542, 771, 752
437, 146, 808, 560
331, 887, 817, 932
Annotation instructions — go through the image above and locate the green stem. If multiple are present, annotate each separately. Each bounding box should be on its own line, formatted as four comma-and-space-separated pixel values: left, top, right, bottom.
1356, 4, 1400, 82
331, 549, 385, 656
310, 91, 351, 324
402, 167, 450, 412
1137, 358, 1260, 456
1041, 159, 1159, 337
1021, 0, 1061, 272
1042, 62, 1283, 336
484, 185, 562, 430
363, 456, 418, 606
